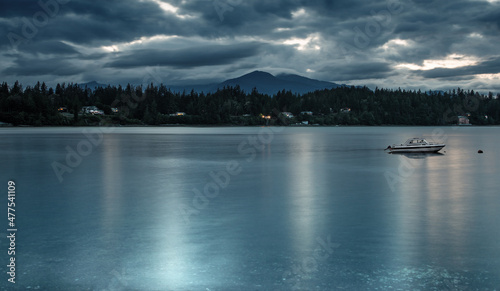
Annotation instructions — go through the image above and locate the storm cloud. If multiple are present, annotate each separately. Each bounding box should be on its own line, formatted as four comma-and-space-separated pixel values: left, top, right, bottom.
1, 0, 499, 92
105, 42, 264, 69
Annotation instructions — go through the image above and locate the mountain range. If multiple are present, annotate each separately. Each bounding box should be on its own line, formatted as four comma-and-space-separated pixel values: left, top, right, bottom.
80, 71, 343, 95
210, 71, 341, 95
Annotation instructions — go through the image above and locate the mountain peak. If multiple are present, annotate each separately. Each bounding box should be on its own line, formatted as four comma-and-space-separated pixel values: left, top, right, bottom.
227, 70, 276, 82
220, 70, 340, 95
245, 70, 274, 77
168, 71, 341, 95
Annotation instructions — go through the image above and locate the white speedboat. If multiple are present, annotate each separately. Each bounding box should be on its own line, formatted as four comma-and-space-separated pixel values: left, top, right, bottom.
385, 138, 445, 153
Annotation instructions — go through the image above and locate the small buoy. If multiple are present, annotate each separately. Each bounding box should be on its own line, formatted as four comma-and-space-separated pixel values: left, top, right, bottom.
478, 150, 483, 154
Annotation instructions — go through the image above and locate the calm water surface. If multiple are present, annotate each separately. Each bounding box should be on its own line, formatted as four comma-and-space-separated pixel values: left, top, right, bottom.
1, 126, 499, 290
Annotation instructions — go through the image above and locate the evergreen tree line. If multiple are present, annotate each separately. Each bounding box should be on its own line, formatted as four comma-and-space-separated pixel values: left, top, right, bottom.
1, 81, 499, 126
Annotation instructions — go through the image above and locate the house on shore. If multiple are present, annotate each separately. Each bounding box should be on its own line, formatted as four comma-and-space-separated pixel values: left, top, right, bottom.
457, 115, 471, 125
169, 112, 186, 117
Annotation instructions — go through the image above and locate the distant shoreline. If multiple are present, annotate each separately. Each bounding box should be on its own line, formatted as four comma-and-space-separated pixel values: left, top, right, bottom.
0, 124, 494, 128
2, 83, 498, 127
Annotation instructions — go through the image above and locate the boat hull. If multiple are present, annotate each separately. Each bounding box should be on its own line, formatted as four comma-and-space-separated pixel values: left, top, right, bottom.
388, 145, 445, 153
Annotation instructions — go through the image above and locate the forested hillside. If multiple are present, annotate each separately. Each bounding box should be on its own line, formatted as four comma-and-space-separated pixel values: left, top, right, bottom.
1, 81, 499, 126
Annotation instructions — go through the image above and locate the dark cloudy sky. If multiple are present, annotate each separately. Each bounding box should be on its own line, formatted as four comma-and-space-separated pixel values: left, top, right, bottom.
1, 0, 500, 92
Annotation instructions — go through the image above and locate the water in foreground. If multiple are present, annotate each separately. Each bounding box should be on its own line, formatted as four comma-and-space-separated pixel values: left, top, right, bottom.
1, 126, 499, 290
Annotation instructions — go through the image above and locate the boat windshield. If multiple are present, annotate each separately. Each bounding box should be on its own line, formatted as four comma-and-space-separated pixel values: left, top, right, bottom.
405, 138, 428, 145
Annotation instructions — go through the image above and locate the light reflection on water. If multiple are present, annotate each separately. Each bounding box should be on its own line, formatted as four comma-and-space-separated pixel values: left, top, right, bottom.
0, 126, 499, 290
